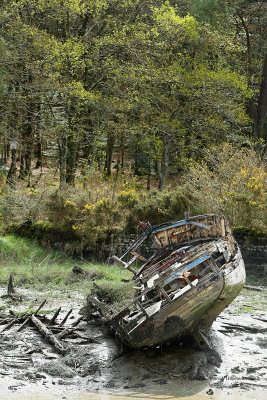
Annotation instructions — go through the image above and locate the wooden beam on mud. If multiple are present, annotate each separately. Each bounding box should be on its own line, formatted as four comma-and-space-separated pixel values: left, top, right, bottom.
31, 314, 67, 354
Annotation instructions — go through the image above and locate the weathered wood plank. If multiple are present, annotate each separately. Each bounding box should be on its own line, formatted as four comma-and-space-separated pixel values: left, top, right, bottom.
31, 314, 67, 354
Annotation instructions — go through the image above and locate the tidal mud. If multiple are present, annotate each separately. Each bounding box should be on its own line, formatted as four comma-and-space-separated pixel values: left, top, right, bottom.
0, 283, 266, 399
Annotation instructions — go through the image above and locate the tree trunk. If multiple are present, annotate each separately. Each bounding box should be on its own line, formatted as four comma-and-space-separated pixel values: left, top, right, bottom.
19, 102, 35, 180
104, 130, 115, 176
134, 133, 141, 176
116, 131, 126, 173
81, 118, 95, 165
35, 133, 42, 169
19, 154, 25, 179
6, 148, 17, 188
35, 103, 42, 170
158, 136, 169, 191
58, 137, 67, 189
66, 136, 79, 186
255, 53, 267, 139
147, 156, 151, 190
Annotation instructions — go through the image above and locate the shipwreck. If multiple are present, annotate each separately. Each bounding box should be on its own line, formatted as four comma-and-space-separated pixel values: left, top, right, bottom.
88, 213, 246, 349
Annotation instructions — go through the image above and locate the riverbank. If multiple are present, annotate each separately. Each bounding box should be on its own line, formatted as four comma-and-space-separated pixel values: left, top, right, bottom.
0, 282, 266, 400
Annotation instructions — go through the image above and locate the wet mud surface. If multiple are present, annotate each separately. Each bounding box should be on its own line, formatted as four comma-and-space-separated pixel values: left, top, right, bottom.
0, 284, 266, 399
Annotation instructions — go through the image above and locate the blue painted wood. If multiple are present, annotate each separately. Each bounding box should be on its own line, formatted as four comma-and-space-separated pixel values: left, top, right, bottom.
151, 221, 211, 234
161, 254, 211, 286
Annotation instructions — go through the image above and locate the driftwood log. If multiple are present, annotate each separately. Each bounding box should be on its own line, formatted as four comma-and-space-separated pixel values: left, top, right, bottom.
31, 314, 67, 354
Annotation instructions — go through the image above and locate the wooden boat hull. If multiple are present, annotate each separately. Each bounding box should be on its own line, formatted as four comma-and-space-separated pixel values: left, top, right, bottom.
88, 214, 246, 349
121, 249, 245, 348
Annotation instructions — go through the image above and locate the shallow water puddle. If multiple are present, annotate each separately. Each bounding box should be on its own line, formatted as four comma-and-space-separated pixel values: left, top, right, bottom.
2, 387, 266, 400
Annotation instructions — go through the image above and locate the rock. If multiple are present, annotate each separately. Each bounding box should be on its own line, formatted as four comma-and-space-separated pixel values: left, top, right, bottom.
72, 266, 85, 275
206, 388, 214, 395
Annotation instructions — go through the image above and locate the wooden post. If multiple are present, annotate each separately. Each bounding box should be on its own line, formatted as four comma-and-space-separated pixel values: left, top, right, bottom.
60, 309, 72, 326
47, 307, 61, 326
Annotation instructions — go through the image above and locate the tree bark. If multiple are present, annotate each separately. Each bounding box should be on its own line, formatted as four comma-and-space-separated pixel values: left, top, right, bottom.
66, 136, 79, 185
104, 130, 115, 176
116, 131, 126, 173
6, 148, 17, 188
158, 136, 169, 191
58, 137, 67, 189
35, 132, 42, 169
147, 156, 151, 190
255, 53, 267, 139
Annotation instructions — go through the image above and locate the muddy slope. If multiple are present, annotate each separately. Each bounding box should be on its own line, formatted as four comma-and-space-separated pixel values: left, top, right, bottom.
0, 284, 266, 398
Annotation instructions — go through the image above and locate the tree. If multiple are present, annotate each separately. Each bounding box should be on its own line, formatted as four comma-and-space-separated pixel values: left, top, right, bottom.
0, 0, 254, 191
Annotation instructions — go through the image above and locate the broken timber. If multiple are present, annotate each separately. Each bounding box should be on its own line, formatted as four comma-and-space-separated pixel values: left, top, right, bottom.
88, 213, 246, 349
0, 303, 85, 354
31, 314, 67, 354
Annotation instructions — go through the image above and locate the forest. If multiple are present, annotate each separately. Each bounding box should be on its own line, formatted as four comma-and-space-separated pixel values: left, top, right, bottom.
0, 0, 266, 255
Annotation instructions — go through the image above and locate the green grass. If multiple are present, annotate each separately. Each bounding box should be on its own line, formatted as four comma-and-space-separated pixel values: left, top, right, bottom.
0, 235, 134, 305
246, 272, 267, 286
228, 287, 267, 315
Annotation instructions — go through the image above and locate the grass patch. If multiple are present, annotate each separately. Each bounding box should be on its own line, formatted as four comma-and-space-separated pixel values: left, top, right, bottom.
0, 235, 133, 307
228, 287, 267, 315
90, 280, 135, 310
0, 234, 68, 265
246, 272, 267, 287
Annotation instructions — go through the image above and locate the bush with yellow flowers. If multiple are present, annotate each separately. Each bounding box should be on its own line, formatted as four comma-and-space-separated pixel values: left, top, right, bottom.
186, 143, 266, 229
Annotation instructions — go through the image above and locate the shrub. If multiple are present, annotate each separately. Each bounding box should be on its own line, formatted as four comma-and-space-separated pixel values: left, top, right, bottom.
186, 143, 266, 230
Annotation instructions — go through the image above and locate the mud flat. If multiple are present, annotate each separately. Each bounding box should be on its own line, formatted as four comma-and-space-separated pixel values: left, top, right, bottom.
0, 283, 266, 400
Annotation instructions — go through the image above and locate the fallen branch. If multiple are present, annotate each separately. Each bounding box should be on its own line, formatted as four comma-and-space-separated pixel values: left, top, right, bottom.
58, 327, 75, 340
1, 318, 18, 332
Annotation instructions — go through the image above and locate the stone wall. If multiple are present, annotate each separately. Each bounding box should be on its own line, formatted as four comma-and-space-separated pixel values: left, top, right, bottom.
94, 234, 267, 277
240, 245, 267, 276
94, 233, 156, 262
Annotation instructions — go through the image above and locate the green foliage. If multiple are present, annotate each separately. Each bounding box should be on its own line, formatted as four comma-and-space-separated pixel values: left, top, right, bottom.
186, 143, 267, 229
0, 234, 132, 296
0, 0, 265, 254
0, 234, 67, 264
233, 226, 267, 245
0, 0, 256, 192
188, 0, 237, 29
